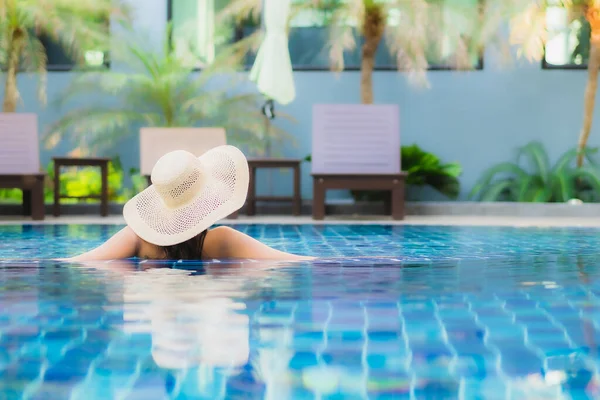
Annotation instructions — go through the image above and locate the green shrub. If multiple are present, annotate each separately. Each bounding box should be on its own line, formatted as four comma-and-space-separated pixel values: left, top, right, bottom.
304, 144, 462, 201
0, 189, 23, 203
0, 156, 145, 204
470, 141, 600, 202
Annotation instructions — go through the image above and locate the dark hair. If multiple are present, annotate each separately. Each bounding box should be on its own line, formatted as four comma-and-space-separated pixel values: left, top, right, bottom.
162, 230, 208, 260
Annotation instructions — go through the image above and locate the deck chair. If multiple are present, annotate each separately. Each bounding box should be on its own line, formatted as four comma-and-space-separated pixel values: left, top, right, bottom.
140, 127, 227, 180
139, 127, 238, 218
0, 113, 45, 220
310, 104, 407, 220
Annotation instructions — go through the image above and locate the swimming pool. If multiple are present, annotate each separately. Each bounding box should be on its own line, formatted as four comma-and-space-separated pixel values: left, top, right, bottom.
1, 224, 600, 399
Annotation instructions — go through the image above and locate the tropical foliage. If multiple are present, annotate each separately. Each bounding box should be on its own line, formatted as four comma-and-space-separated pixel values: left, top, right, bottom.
469, 141, 600, 202
507, 0, 600, 167
0, 157, 145, 204
305, 144, 462, 200
352, 144, 462, 201
218, 0, 507, 104
44, 25, 292, 155
0, 0, 130, 112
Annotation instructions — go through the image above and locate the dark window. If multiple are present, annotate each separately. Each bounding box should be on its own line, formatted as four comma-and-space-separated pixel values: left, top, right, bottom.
543, 4, 590, 69
169, 0, 484, 71
282, 0, 483, 71
43, 18, 110, 71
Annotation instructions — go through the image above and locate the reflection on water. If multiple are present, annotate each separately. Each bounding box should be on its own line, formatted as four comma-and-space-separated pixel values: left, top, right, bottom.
3, 254, 600, 398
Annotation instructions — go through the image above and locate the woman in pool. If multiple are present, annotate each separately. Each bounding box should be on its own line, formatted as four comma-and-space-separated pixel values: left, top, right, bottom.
66, 146, 312, 262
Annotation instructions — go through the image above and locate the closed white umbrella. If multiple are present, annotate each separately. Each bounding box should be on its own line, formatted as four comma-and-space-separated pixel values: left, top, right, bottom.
249, 0, 296, 106
248, 0, 296, 196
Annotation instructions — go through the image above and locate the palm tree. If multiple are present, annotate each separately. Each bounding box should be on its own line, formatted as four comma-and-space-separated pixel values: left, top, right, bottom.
0, 0, 130, 112
508, 0, 600, 167
44, 26, 292, 155
219, 0, 506, 104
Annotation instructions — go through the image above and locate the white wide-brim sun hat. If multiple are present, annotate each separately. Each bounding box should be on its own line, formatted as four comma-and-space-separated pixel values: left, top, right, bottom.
123, 145, 249, 246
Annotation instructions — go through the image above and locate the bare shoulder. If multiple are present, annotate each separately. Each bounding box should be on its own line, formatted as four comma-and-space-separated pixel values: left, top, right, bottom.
204, 226, 313, 261
205, 225, 236, 245
207, 225, 235, 237
66, 226, 141, 262
202, 226, 235, 258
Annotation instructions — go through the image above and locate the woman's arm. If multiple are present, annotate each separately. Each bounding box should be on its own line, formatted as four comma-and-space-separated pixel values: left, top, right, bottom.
62, 227, 140, 262
205, 226, 314, 261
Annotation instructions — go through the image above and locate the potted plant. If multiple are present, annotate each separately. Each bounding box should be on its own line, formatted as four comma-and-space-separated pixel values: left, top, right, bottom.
44, 25, 293, 157
470, 141, 600, 202
304, 144, 461, 201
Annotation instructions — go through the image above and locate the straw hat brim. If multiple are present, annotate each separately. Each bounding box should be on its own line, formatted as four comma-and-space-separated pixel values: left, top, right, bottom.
123, 145, 249, 247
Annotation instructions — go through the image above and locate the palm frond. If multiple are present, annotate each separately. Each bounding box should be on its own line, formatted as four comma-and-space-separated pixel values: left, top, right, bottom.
45, 107, 154, 152
553, 170, 575, 202
53, 72, 134, 106
553, 148, 579, 173
507, 0, 590, 62
507, 1, 547, 61
516, 141, 551, 183
216, 0, 262, 26
480, 180, 516, 202
573, 165, 600, 194
326, 0, 361, 72
469, 162, 529, 200
474, 140, 600, 203
1, 0, 131, 111
48, 24, 293, 153
385, 0, 434, 85
21, 33, 47, 106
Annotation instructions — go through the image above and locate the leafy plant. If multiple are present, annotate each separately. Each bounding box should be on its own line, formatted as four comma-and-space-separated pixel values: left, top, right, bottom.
304, 144, 462, 200
0, 188, 21, 203
120, 167, 150, 201
0, 0, 130, 112
44, 24, 293, 155
469, 141, 600, 202
0, 157, 140, 204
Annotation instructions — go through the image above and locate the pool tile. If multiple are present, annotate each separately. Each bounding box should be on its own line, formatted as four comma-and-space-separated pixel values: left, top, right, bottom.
0, 388, 23, 400
289, 352, 320, 371
461, 379, 508, 400
29, 382, 75, 400
5, 224, 600, 398
125, 372, 171, 399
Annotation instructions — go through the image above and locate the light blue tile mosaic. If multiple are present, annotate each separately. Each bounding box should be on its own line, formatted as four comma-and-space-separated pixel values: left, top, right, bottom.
2, 224, 600, 398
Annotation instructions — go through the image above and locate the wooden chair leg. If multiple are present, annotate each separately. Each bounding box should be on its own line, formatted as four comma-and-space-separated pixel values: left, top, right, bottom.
22, 189, 32, 216
391, 180, 405, 220
31, 178, 45, 221
53, 162, 60, 217
312, 178, 326, 220
100, 163, 109, 217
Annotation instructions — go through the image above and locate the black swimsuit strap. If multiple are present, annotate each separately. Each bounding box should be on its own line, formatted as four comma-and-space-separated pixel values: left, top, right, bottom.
198, 230, 208, 260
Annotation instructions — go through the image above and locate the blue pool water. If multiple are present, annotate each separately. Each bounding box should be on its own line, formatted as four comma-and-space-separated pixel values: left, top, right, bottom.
1, 224, 600, 399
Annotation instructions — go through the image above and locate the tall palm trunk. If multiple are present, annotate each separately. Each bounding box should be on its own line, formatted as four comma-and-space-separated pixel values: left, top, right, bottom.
360, 5, 385, 104
577, 6, 600, 167
2, 27, 25, 113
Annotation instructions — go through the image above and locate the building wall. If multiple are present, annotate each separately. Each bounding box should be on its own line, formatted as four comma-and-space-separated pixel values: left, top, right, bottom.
3, 0, 594, 201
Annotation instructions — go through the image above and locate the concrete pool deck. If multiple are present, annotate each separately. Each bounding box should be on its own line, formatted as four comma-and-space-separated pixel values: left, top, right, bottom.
3, 214, 600, 227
